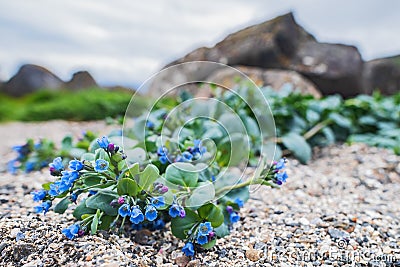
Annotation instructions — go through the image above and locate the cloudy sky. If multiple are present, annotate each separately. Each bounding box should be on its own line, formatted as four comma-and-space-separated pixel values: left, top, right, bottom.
0, 0, 399, 87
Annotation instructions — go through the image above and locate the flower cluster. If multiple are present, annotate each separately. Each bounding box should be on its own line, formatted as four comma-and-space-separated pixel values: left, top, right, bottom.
182, 221, 215, 257
30, 133, 288, 257
226, 198, 244, 224
117, 196, 165, 224
8, 139, 52, 174
272, 158, 288, 185
157, 139, 207, 165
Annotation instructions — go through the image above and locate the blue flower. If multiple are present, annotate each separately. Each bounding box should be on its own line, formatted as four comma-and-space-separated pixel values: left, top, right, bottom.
69, 159, 83, 171
70, 192, 78, 203
25, 161, 35, 173
61, 170, 80, 184
49, 157, 64, 172
130, 206, 144, 224
197, 233, 209, 245
151, 196, 165, 208
276, 171, 288, 183
193, 139, 201, 149
157, 146, 168, 156
182, 151, 193, 162
193, 139, 207, 155
182, 242, 195, 257
131, 223, 143, 231
62, 224, 80, 240
94, 159, 109, 172
169, 203, 182, 218
118, 204, 131, 217
234, 198, 244, 208
48, 180, 70, 197
159, 155, 168, 164
34, 201, 51, 214
275, 158, 286, 170
88, 190, 97, 196
146, 120, 155, 129
7, 160, 18, 174
198, 222, 213, 236
152, 219, 165, 230
97, 136, 110, 149
31, 190, 46, 202
145, 205, 158, 221
229, 212, 240, 223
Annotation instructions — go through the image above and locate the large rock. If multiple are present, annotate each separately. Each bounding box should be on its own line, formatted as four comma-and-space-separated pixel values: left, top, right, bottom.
2, 64, 64, 97
363, 55, 400, 95
153, 12, 364, 98
65, 71, 98, 90
292, 42, 363, 97
204, 66, 322, 98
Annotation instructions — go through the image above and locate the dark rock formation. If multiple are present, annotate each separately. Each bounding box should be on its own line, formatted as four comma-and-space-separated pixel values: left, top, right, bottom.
2, 64, 64, 97
0, 65, 101, 97
66, 71, 98, 90
153, 12, 365, 98
363, 55, 400, 95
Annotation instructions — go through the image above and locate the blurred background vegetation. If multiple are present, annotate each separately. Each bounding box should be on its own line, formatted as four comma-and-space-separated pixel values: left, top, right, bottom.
0, 88, 150, 122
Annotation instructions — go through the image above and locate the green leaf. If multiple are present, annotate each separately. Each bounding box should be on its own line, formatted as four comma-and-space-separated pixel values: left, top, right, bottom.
128, 162, 140, 176
186, 181, 215, 208
86, 191, 118, 216
83, 175, 102, 187
53, 197, 71, 214
42, 182, 52, 190
214, 172, 241, 192
73, 199, 96, 219
222, 186, 250, 204
138, 164, 159, 191
165, 163, 198, 188
117, 178, 139, 196
91, 210, 100, 235
218, 113, 246, 134
281, 132, 312, 164
171, 209, 201, 239
214, 223, 230, 237
124, 147, 147, 164
98, 215, 114, 230
322, 127, 335, 144
217, 133, 249, 166
329, 113, 352, 129
202, 238, 217, 249
61, 135, 73, 150
198, 203, 224, 227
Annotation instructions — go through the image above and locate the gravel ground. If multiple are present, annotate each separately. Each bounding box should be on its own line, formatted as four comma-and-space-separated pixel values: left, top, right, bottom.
1, 121, 400, 267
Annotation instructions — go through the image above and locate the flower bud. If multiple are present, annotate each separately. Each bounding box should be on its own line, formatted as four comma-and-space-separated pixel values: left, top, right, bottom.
117, 197, 125, 204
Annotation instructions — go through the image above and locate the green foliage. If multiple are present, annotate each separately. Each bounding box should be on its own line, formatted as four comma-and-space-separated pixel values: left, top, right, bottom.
262, 88, 400, 159
0, 88, 150, 122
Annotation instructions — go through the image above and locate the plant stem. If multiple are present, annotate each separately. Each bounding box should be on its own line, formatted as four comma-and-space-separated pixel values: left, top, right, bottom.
215, 179, 252, 195
303, 119, 331, 140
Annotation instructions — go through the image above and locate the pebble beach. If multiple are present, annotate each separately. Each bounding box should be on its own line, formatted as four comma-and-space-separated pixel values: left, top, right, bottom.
0, 121, 399, 267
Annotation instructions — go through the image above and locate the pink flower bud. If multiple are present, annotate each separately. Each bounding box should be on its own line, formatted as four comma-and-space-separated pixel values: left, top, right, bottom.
117, 197, 125, 204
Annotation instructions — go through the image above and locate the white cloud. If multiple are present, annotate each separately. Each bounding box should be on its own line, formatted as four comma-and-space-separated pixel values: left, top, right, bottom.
0, 0, 399, 86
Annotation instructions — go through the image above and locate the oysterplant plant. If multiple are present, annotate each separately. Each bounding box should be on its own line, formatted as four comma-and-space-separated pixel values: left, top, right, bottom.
31, 134, 288, 256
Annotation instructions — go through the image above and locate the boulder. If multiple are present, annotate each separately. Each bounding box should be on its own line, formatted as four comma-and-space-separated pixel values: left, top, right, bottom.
2, 64, 64, 97
363, 55, 400, 95
204, 66, 322, 98
292, 42, 363, 97
154, 12, 364, 98
65, 71, 98, 90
